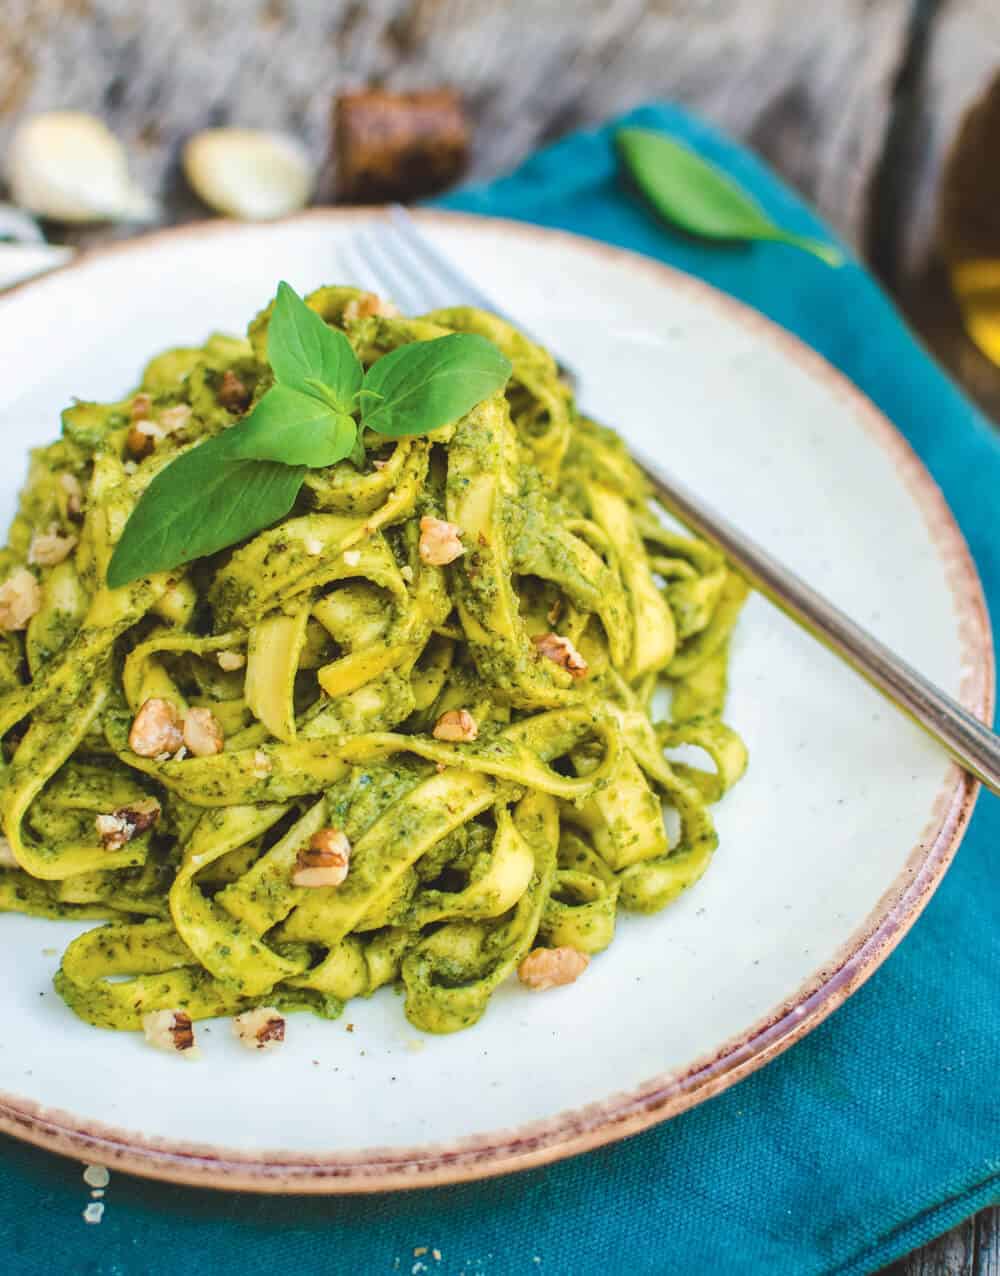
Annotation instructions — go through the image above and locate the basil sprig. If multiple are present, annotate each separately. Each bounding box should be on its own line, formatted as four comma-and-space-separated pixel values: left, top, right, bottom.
106, 283, 512, 587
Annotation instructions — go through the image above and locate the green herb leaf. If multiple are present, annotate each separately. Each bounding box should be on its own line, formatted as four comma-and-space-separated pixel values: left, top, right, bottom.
106, 432, 305, 588
268, 281, 364, 411
359, 333, 512, 438
227, 384, 358, 468
616, 129, 842, 268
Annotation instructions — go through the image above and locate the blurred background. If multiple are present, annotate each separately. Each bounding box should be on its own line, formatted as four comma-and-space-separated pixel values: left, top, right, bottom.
0, 2, 997, 1272
2, 1, 1000, 422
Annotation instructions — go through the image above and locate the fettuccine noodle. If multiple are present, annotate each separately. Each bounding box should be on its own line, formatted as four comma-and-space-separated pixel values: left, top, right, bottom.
0, 287, 748, 1040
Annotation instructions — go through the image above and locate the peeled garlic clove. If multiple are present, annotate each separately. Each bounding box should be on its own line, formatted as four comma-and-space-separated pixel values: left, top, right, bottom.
6, 112, 157, 226
182, 129, 314, 221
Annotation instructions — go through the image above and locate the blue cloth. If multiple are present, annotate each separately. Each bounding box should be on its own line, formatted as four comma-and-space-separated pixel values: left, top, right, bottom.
4, 104, 998, 1276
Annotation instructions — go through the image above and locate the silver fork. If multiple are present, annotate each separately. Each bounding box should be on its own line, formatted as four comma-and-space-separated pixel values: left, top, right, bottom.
345, 205, 1000, 794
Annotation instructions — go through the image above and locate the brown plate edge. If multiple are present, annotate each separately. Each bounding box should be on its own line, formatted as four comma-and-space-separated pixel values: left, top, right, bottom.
0, 208, 993, 1193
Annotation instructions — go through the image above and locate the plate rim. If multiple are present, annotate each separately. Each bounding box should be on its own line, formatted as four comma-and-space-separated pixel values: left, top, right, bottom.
0, 207, 993, 1192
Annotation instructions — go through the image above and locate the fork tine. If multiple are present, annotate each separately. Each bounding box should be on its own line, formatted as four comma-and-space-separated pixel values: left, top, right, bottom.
351, 228, 428, 315
388, 206, 500, 313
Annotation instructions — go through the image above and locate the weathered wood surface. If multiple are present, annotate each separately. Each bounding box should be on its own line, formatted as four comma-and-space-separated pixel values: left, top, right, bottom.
0, 0, 911, 249
0, 2, 996, 1271
889, 0, 1000, 281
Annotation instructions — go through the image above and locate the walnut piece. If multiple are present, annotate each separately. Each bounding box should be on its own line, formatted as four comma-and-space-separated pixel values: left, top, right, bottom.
183, 706, 224, 757
95, 798, 160, 851
0, 568, 41, 631
532, 632, 588, 680
59, 472, 83, 518
517, 946, 589, 991
217, 650, 246, 672
28, 525, 77, 567
217, 369, 250, 413
128, 698, 184, 758
342, 292, 400, 323
158, 404, 192, 435
293, 828, 351, 888
432, 709, 478, 743
129, 393, 153, 422
142, 1009, 199, 1057
232, 1007, 286, 1051
126, 422, 158, 459
418, 516, 464, 567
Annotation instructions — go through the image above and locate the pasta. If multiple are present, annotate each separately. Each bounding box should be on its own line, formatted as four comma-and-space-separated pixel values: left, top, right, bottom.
0, 286, 748, 1042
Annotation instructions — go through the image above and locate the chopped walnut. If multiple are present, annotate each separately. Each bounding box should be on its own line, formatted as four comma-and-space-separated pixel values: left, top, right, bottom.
232, 1007, 286, 1051
517, 946, 589, 991
94, 798, 161, 850
128, 698, 184, 758
0, 568, 41, 631
418, 516, 464, 566
59, 472, 83, 518
129, 393, 153, 422
217, 369, 251, 413
142, 1009, 199, 1057
252, 749, 272, 779
342, 292, 400, 323
342, 549, 361, 567
28, 525, 77, 567
158, 404, 192, 435
183, 707, 224, 757
532, 632, 588, 680
217, 650, 246, 672
0, 837, 17, 868
126, 422, 158, 459
293, 828, 351, 888
432, 709, 478, 743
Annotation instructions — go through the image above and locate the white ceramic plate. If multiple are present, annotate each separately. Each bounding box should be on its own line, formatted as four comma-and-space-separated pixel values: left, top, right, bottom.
0, 212, 992, 1191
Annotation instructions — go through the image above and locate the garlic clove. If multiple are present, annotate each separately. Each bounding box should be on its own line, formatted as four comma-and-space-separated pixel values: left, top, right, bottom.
6, 112, 157, 226
182, 128, 314, 221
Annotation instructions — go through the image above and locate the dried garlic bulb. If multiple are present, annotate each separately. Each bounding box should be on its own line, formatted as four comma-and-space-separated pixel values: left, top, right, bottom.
6, 112, 157, 225
182, 129, 314, 221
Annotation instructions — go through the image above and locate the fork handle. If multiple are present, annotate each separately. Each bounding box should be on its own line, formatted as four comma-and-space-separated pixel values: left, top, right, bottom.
637, 450, 1000, 796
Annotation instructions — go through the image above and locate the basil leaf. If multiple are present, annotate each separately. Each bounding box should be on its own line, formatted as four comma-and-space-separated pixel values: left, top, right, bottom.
359, 333, 512, 438
106, 432, 305, 588
268, 281, 364, 411
227, 384, 358, 468
616, 129, 842, 268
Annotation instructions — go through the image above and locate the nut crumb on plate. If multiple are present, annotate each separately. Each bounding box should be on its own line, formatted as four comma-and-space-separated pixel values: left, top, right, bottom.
517, 945, 589, 991
233, 1007, 285, 1051
217, 650, 246, 672
142, 1009, 199, 1056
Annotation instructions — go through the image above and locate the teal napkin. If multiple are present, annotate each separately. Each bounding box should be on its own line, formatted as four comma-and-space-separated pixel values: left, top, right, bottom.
4, 104, 998, 1276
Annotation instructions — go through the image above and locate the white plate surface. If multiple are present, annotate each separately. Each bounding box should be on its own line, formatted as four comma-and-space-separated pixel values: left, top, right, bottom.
0, 212, 991, 1189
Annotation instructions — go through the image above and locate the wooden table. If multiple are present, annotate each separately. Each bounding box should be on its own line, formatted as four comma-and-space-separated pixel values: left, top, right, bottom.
0, 2, 996, 1270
